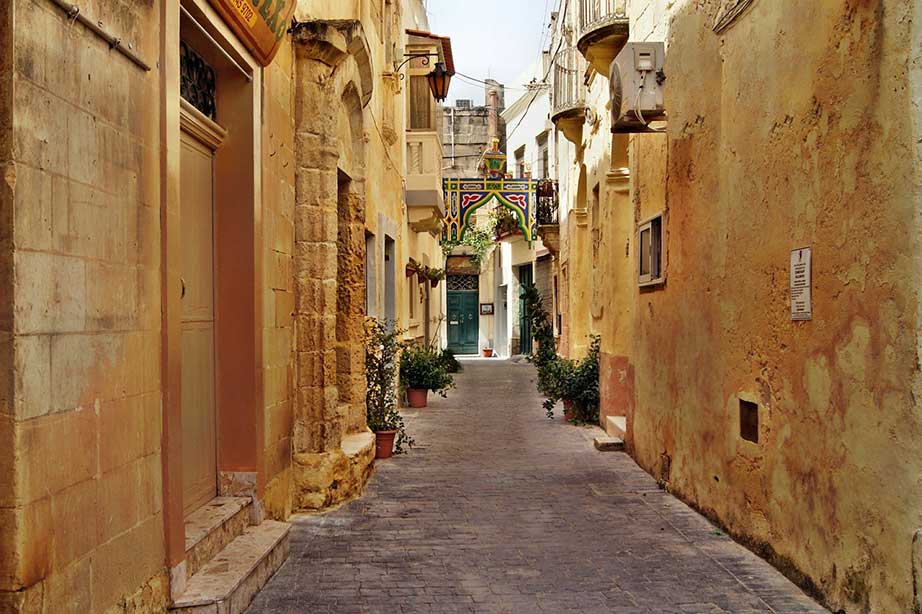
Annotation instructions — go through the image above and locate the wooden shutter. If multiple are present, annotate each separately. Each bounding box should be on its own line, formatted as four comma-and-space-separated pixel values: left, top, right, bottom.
410, 76, 432, 130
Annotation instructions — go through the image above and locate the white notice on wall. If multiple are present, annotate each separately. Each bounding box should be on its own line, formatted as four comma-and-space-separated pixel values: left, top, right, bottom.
790, 247, 812, 321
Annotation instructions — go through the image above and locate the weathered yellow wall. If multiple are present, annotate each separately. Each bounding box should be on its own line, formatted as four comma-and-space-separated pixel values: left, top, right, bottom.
623, 0, 922, 610
0, 0, 167, 611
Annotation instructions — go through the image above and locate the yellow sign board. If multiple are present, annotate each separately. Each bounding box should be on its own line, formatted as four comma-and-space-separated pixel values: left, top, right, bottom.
208, 0, 296, 66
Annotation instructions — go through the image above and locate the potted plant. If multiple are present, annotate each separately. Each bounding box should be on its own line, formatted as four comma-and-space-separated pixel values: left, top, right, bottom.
405, 258, 419, 278
482, 346, 494, 358
539, 337, 601, 424
365, 319, 413, 459
426, 267, 446, 288
400, 345, 454, 408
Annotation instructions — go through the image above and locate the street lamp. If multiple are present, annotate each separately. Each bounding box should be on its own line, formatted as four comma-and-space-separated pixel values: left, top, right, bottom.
394, 54, 453, 102
426, 62, 452, 102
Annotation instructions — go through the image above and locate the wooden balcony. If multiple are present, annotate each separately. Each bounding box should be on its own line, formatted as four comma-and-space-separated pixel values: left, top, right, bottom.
406, 131, 446, 235
550, 47, 587, 145
577, 0, 629, 75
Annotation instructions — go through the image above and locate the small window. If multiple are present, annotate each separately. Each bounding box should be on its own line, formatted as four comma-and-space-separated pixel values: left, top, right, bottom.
637, 213, 665, 286
408, 273, 417, 320
515, 145, 526, 178
410, 75, 432, 130
739, 399, 759, 443
365, 233, 377, 317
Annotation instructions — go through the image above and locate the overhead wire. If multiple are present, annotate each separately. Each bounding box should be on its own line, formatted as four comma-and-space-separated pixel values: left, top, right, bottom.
506, 0, 570, 142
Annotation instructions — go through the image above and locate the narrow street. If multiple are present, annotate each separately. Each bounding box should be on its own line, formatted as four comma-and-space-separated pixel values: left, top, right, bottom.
247, 360, 827, 614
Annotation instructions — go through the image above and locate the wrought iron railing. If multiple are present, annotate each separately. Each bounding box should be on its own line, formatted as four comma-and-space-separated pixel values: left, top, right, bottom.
536, 180, 559, 226
551, 47, 586, 118
578, 0, 628, 39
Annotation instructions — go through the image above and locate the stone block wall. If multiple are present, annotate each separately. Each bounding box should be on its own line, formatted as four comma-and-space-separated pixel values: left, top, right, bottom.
0, 0, 167, 611
290, 22, 374, 512
261, 37, 296, 521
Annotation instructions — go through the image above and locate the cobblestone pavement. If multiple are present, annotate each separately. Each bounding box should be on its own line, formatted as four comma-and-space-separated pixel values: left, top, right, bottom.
248, 359, 828, 614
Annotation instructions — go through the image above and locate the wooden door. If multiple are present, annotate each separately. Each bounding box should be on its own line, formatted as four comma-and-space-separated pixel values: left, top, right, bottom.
518, 264, 534, 355
180, 131, 217, 516
447, 287, 479, 355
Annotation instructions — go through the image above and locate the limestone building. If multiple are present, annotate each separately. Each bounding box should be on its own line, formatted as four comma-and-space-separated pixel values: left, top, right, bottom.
549, 0, 922, 611
0, 0, 453, 612
442, 80, 506, 179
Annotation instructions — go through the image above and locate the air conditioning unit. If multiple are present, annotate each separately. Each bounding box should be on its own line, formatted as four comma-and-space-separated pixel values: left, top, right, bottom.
610, 42, 666, 133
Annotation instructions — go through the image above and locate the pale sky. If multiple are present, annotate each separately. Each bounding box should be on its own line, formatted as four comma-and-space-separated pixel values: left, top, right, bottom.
425, 0, 556, 106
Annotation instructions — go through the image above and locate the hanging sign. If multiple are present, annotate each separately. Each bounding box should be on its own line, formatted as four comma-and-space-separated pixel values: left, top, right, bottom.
208, 0, 297, 66
790, 247, 812, 321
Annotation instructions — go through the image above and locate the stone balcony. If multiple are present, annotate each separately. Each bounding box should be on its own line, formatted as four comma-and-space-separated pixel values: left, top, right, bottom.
550, 47, 587, 144
577, 0, 630, 75
406, 130, 446, 234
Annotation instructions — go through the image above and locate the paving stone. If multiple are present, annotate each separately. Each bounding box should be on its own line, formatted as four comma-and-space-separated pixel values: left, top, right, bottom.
246, 360, 829, 614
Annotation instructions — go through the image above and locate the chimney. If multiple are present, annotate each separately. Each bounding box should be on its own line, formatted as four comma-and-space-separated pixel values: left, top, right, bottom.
488, 89, 499, 144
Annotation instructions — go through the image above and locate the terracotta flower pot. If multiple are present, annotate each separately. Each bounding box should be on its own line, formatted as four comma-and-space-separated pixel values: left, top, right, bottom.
375, 430, 398, 459
407, 388, 429, 408
563, 399, 576, 422
482, 348, 494, 358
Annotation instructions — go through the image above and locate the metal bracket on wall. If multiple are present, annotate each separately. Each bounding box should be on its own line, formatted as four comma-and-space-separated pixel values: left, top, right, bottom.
47, 0, 151, 71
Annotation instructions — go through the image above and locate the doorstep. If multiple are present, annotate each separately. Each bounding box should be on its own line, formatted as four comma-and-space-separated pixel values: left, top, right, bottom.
171, 521, 291, 614
184, 497, 252, 578
605, 415, 627, 440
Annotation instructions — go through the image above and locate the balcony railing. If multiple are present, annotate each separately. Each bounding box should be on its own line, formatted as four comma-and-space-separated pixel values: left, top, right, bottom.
536, 180, 559, 226
579, 0, 628, 37
406, 131, 443, 180
577, 0, 629, 74
406, 131, 446, 229
551, 47, 586, 121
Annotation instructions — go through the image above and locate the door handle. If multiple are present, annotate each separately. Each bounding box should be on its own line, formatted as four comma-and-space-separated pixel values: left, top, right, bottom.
181, 277, 186, 299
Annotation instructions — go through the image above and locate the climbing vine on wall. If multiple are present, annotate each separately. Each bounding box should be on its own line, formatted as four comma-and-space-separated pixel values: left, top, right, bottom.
441, 219, 497, 266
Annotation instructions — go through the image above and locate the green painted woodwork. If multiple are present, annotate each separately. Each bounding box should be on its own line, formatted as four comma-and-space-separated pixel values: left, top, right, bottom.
447, 291, 479, 355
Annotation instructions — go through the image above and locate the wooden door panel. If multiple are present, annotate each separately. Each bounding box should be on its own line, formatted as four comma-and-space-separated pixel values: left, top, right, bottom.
461, 294, 479, 354
180, 131, 217, 517
180, 138, 215, 322
181, 321, 217, 515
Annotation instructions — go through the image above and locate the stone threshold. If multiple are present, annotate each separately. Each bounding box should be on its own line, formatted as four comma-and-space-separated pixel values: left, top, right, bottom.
171, 521, 290, 614
184, 497, 252, 577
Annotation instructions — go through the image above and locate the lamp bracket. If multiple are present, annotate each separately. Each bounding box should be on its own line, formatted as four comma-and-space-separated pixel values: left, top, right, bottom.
394, 53, 442, 80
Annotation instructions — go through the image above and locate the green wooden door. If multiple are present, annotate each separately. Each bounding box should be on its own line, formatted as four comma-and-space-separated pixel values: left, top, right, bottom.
519, 264, 534, 355
447, 291, 479, 355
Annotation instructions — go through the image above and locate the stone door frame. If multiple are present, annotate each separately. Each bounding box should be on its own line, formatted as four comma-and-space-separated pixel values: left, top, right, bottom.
160, 0, 264, 598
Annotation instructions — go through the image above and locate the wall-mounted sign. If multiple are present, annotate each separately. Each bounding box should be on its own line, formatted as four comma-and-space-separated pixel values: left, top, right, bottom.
208, 0, 296, 66
790, 247, 812, 321
480, 303, 495, 316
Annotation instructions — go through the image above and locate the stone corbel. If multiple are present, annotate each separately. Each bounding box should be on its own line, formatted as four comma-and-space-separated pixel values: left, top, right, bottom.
291, 20, 375, 107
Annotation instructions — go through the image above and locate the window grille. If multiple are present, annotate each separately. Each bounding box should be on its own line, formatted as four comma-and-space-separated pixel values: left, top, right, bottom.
180, 41, 217, 120
447, 274, 479, 292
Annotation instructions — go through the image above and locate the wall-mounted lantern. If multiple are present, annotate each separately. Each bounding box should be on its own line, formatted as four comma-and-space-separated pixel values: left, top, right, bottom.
395, 53, 454, 102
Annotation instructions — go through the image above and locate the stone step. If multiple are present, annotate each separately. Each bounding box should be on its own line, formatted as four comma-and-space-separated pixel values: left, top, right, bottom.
185, 497, 252, 578
171, 520, 291, 614
606, 415, 627, 440
594, 436, 625, 452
